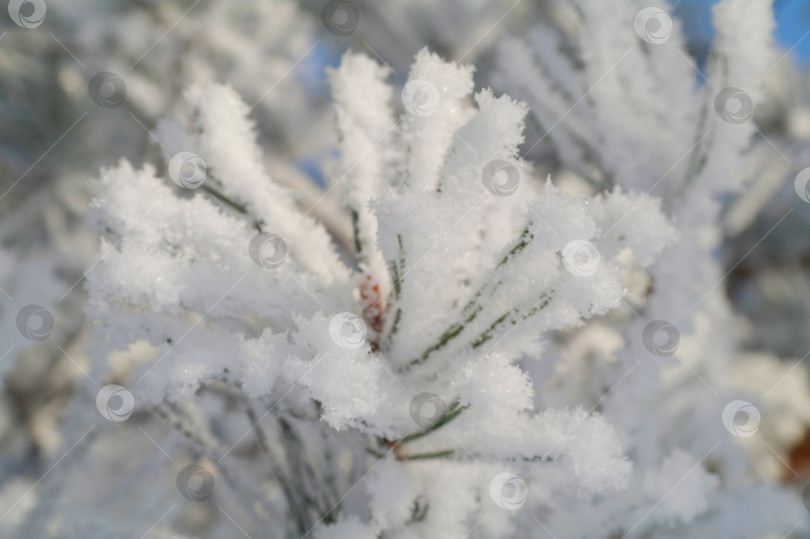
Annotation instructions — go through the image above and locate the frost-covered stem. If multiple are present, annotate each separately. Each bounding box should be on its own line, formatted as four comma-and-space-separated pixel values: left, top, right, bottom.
401, 449, 455, 460
316, 417, 342, 509
284, 418, 336, 512
200, 171, 265, 231
399, 402, 469, 444
470, 289, 554, 349
186, 384, 320, 529
275, 416, 336, 532
402, 226, 539, 370
155, 402, 276, 529
239, 403, 316, 535
383, 234, 406, 349
201, 184, 249, 216
244, 404, 268, 452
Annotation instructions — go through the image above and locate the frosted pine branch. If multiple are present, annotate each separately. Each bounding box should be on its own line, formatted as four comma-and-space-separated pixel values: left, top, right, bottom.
4, 1, 806, 537
69, 45, 688, 537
